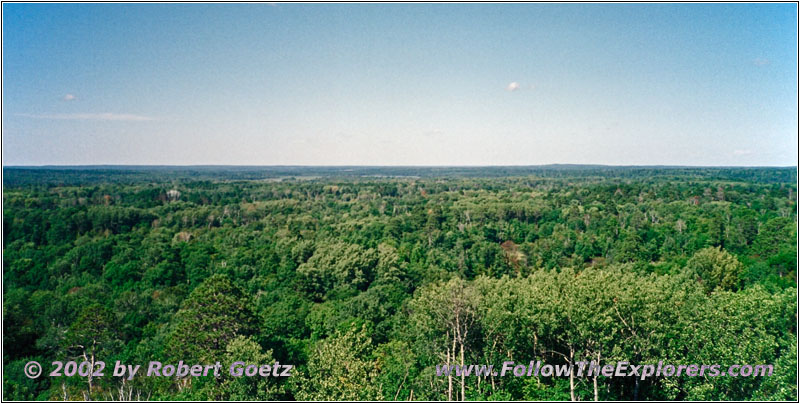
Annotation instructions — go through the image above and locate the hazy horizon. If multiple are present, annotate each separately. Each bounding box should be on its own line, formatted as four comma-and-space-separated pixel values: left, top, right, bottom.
4, 163, 797, 169
3, 3, 798, 166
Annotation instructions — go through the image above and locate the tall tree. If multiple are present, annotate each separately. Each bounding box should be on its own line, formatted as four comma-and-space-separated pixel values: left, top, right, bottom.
168, 274, 256, 363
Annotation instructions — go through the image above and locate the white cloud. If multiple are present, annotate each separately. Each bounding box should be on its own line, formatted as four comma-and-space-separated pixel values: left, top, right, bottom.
17, 112, 154, 121
733, 149, 753, 156
506, 82, 521, 92
63, 94, 76, 101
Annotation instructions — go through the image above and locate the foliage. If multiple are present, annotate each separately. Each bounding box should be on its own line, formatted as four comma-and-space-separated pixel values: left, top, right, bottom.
2, 167, 796, 400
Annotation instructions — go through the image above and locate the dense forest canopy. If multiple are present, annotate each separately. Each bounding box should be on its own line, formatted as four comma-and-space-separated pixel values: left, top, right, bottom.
2, 166, 797, 400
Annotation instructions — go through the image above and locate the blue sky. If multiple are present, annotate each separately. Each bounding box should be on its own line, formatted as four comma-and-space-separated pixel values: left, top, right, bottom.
2, 3, 797, 166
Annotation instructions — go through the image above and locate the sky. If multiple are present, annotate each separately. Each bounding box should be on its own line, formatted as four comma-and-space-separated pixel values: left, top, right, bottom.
2, 3, 797, 166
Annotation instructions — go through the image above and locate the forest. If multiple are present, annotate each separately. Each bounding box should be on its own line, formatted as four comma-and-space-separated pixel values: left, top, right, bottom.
2, 166, 797, 401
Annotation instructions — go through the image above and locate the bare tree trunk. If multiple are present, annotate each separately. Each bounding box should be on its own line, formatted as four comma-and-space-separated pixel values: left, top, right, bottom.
569, 347, 576, 401
81, 347, 96, 401
89, 351, 95, 398
458, 316, 466, 401
394, 369, 408, 401
594, 352, 600, 401
460, 339, 466, 401
447, 331, 454, 401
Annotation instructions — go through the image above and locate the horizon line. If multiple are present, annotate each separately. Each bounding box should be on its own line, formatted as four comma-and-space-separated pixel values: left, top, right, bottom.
3, 164, 798, 169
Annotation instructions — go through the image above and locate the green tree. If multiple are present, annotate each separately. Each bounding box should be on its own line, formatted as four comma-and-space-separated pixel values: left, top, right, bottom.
168, 274, 256, 363
64, 304, 120, 400
686, 246, 743, 292
292, 326, 383, 400
297, 241, 378, 301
